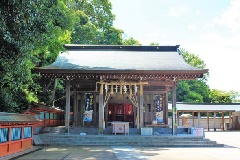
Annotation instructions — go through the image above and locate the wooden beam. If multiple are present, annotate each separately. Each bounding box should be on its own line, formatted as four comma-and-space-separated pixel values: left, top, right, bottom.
65, 80, 70, 134
207, 112, 209, 131
98, 84, 104, 133
229, 112, 232, 130
198, 112, 200, 127
192, 111, 194, 127
165, 93, 168, 124
214, 112, 216, 131
139, 85, 144, 128
172, 81, 177, 135
221, 112, 224, 130
73, 91, 77, 127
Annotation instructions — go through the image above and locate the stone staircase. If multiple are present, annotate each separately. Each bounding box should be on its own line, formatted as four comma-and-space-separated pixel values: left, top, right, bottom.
36, 126, 224, 147
38, 134, 223, 147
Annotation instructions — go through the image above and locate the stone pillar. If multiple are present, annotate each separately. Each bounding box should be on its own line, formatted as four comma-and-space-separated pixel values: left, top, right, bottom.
172, 81, 177, 135
98, 83, 104, 133
65, 79, 70, 134
139, 85, 144, 128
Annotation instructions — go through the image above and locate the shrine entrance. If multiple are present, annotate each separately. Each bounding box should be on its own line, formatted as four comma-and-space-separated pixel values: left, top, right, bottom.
107, 103, 134, 127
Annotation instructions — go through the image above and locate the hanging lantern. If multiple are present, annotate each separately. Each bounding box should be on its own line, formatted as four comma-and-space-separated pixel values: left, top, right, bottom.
134, 84, 138, 94
115, 85, 118, 93
123, 85, 127, 93
105, 84, 108, 93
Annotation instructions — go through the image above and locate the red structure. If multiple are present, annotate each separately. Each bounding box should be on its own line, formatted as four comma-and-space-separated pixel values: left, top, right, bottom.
22, 102, 73, 134
23, 102, 66, 127
0, 113, 40, 157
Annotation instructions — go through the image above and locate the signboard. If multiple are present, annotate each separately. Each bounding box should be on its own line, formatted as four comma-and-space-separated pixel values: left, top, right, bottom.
191, 128, 204, 136
83, 110, 93, 122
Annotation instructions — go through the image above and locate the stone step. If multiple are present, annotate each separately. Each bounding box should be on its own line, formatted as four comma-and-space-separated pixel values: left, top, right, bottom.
38, 134, 223, 147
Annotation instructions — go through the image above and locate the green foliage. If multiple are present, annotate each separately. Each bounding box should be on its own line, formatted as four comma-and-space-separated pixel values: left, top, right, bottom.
181, 48, 206, 69
123, 37, 141, 45
0, 0, 78, 112
210, 89, 237, 103
0, 0, 141, 112
150, 42, 159, 46
176, 48, 238, 103
71, 0, 122, 44
171, 49, 211, 103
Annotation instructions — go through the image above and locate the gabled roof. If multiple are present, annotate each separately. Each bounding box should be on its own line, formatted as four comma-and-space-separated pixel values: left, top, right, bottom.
35, 45, 208, 80
0, 112, 41, 124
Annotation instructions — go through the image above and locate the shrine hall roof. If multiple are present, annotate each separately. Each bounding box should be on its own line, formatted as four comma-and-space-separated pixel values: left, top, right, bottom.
36, 45, 207, 72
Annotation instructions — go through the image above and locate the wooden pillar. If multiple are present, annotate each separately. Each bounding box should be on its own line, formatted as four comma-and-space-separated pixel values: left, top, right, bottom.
221, 112, 224, 130
177, 111, 180, 127
98, 83, 104, 133
192, 111, 194, 127
229, 112, 232, 130
165, 92, 168, 124
94, 93, 97, 126
139, 85, 144, 128
65, 79, 70, 134
207, 112, 209, 131
80, 93, 84, 126
73, 91, 77, 127
134, 102, 137, 128
150, 94, 153, 122
198, 112, 200, 127
172, 81, 177, 135
213, 112, 216, 131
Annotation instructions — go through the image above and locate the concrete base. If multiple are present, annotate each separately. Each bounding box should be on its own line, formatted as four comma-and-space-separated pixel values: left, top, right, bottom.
141, 128, 153, 135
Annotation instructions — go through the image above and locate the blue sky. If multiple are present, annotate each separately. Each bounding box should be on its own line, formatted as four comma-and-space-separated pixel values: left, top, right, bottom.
111, 0, 240, 94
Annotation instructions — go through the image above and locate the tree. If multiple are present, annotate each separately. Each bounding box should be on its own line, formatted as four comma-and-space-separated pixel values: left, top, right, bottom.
150, 42, 159, 46
173, 49, 211, 103
71, 0, 124, 45
0, 0, 78, 112
210, 89, 238, 103
123, 37, 141, 45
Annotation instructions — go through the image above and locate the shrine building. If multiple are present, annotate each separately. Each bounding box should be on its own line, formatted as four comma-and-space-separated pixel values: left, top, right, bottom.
34, 45, 208, 135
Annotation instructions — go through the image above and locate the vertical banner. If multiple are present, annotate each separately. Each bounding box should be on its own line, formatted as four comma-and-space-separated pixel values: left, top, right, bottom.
84, 94, 94, 122
84, 110, 93, 122
155, 95, 163, 123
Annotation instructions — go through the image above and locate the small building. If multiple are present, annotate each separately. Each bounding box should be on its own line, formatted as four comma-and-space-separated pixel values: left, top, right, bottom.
22, 102, 73, 134
168, 103, 240, 130
0, 112, 41, 157
35, 45, 208, 135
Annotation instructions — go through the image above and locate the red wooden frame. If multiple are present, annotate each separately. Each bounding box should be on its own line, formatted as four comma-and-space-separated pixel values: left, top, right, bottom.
0, 125, 33, 157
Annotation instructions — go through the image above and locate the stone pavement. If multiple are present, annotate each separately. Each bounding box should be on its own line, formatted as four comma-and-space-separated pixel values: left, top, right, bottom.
2, 131, 240, 160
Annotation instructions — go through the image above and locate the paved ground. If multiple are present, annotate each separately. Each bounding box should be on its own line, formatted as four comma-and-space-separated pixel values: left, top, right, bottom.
2, 131, 240, 160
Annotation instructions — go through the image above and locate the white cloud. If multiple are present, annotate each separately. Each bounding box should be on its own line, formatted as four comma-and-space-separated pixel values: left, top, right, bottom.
187, 25, 198, 31
215, 0, 240, 33
169, 6, 187, 18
